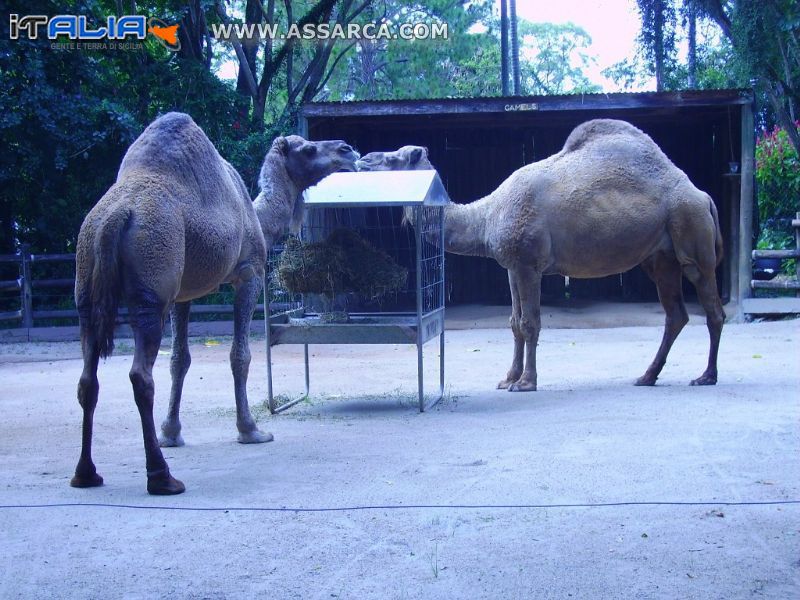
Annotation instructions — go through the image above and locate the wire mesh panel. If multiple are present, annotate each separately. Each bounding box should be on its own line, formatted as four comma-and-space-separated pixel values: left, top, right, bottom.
418, 205, 445, 318
264, 170, 448, 413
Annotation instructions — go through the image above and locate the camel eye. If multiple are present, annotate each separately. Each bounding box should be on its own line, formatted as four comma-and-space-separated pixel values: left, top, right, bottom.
302, 144, 317, 156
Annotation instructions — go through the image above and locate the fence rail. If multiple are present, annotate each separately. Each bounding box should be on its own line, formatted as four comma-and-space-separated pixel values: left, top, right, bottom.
0, 245, 259, 337
744, 212, 800, 315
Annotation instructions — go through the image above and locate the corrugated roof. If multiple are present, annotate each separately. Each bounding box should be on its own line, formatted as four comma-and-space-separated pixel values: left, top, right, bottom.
302, 89, 752, 118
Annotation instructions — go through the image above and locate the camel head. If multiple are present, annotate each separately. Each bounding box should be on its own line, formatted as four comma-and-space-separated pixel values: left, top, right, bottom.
254, 135, 359, 241
275, 135, 360, 189
356, 145, 432, 172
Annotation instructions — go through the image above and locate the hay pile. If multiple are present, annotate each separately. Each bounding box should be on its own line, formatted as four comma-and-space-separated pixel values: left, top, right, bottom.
274, 229, 408, 301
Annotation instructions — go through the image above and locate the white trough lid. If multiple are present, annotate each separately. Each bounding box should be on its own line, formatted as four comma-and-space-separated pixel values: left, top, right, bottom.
303, 170, 450, 208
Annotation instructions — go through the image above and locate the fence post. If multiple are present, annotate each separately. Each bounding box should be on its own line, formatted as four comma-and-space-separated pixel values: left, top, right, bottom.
796, 211, 800, 299
20, 244, 33, 328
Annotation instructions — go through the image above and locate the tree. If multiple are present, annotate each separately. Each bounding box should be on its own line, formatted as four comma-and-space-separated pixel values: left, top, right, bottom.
0, 0, 249, 253
633, 0, 800, 153
692, 0, 800, 153
636, 0, 678, 91
324, 0, 496, 101
517, 22, 601, 95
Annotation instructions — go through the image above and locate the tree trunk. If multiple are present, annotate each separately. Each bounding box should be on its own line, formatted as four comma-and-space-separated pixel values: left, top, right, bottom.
654, 0, 664, 91
236, 0, 263, 99
687, 3, 697, 88
510, 0, 520, 94
500, 0, 509, 95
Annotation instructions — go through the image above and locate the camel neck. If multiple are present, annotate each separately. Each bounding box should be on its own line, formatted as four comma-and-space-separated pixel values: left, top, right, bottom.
253, 151, 302, 245
443, 196, 493, 258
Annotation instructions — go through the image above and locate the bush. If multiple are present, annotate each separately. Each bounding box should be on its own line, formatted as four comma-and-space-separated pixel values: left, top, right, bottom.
755, 123, 799, 273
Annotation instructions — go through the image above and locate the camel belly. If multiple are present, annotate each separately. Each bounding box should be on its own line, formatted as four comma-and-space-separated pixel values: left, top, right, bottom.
548, 219, 671, 278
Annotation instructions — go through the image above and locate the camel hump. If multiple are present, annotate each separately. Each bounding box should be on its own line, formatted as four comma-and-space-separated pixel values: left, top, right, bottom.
562, 119, 650, 154
118, 112, 222, 181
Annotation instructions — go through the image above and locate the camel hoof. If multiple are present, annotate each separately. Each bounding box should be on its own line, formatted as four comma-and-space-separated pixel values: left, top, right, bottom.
508, 380, 537, 392
158, 433, 185, 448
70, 471, 104, 488
635, 374, 657, 386
147, 470, 186, 495
237, 429, 274, 444
497, 379, 513, 390
690, 374, 717, 386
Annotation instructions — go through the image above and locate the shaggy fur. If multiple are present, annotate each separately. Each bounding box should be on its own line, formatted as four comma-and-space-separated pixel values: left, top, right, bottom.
358, 119, 725, 391
73, 113, 358, 494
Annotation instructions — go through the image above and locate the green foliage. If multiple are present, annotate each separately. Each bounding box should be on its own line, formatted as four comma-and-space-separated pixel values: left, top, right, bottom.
324, 0, 495, 100
755, 123, 800, 253
0, 0, 274, 254
517, 22, 600, 95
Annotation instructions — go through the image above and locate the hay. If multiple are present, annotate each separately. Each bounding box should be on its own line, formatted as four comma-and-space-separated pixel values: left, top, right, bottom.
274, 229, 408, 300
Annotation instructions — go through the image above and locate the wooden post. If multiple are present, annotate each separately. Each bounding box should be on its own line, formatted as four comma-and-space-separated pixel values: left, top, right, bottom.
20, 244, 33, 329
795, 211, 800, 298
737, 102, 755, 321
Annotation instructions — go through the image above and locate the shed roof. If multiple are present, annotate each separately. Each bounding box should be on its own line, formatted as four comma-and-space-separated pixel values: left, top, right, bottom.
302, 89, 753, 119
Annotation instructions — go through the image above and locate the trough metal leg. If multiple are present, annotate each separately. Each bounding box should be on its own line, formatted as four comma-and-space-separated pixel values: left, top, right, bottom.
268, 341, 310, 415
417, 340, 425, 412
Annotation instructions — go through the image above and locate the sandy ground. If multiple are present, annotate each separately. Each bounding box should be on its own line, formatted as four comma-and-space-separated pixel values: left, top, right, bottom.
0, 316, 798, 599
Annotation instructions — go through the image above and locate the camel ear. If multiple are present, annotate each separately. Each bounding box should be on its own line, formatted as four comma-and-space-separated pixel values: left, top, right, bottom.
409, 147, 424, 165
271, 136, 290, 156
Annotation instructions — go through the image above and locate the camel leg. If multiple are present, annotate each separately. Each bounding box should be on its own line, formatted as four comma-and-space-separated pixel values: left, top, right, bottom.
509, 267, 542, 392
128, 298, 185, 495
159, 301, 191, 447
71, 329, 104, 488
684, 265, 725, 386
231, 277, 273, 444
498, 270, 524, 389
635, 255, 689, 386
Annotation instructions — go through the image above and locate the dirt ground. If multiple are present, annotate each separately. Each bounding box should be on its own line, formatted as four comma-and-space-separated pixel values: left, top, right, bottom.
0, 309, 798, 599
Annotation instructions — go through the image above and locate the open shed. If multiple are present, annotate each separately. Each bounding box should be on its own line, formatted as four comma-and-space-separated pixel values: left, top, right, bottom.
300, 90, 754, 316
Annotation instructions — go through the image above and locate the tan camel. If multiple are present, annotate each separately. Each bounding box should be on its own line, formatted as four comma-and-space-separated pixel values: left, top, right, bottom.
357, 119, 724, 392
73, 112, 358, 494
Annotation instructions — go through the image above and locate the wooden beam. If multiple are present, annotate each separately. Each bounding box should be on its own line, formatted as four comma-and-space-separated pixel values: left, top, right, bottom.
752, 249, 800, 259
751, 279, 800, 289
742, 297, 800, 314
737, 101, 755, 320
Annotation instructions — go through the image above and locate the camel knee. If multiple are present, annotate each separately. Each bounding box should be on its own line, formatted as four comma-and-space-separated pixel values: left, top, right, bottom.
519, 314, 540, 339
707, 309, 724, 330
129, 368, 155, 405
230, 346, 251, 375
509, 315, 524, 338
170, 348, 191, 379
77, 375, 99, 409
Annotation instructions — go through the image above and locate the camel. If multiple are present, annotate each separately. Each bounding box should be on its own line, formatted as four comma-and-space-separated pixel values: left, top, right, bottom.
73, 112, 358, 494
357, 119, 724, 391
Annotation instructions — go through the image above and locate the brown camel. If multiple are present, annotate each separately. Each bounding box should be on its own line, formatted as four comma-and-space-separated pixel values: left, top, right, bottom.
357, 119, 724, 391
73, 112, 358, 494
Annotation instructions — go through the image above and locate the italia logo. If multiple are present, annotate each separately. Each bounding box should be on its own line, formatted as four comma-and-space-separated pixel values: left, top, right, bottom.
8, 14, 181, 51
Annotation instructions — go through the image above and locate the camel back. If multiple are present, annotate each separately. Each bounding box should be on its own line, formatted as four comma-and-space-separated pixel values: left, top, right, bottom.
117, 112, 237, 204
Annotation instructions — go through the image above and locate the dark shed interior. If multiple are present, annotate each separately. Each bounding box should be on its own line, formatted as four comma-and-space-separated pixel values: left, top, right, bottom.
301, 90, 752, 307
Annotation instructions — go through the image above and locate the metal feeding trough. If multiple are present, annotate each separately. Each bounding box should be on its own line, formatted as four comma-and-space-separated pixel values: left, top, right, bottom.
264, 170, 449, 413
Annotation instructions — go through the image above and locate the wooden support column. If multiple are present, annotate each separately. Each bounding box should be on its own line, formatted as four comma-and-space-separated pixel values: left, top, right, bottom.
737, 102, 755, 321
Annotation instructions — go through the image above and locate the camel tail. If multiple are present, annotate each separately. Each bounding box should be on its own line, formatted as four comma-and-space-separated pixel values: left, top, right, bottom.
709, 197, 723, 267
89, 207, 131, 358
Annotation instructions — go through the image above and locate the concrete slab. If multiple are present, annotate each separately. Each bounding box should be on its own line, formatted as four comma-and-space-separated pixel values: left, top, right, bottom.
0, 319, 798, 598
